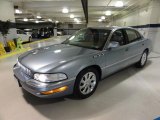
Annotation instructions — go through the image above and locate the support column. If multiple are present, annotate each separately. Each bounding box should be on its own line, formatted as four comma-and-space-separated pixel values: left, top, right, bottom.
54, 27, 57, 37
0, 0, 16, 45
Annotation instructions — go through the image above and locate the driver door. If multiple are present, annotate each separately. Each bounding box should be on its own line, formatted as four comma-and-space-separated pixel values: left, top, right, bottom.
103, 29, 128, 76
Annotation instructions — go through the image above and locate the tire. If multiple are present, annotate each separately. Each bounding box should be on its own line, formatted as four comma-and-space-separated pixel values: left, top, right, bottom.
73, 68, 99, 99
135, 50, 148, 68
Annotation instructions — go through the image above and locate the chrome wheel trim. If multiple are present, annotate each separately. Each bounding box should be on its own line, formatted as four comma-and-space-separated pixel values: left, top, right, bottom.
79, 72, 97, 95
141, 52, 147, 66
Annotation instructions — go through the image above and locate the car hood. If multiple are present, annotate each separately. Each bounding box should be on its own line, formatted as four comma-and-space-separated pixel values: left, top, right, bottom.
19, 44, 97, 72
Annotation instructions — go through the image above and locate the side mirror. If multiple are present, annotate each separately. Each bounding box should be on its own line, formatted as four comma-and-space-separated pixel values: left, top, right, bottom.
108, 41, 120, 50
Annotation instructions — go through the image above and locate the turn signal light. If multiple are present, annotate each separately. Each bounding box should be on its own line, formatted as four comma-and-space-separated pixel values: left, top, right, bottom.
41, 86, 68, 95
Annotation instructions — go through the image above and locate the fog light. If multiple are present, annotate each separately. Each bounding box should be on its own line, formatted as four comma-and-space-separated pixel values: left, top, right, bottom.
41, 86, 68, 95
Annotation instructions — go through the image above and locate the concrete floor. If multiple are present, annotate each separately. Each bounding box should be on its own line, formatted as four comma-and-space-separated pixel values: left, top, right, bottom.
0, 36, 160, 120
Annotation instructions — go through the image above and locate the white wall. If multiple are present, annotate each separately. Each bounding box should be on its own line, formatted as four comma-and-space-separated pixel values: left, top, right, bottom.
110, 0, 160, 53
0, 1, 16, 45
110, 6, 152, 27
0, 1, 15, 22
59, 23, 86, 35
87, 21, 107, 27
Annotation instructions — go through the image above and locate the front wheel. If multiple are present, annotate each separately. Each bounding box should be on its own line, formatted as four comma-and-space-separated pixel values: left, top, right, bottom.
136, 50, 148, 68
73, 68, 99, 99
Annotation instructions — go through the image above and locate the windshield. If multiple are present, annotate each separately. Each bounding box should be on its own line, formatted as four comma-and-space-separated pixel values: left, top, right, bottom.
63, 28, 111, 50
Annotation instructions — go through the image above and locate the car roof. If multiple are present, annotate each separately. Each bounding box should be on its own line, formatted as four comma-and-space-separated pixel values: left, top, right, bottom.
88, 26, 135, 31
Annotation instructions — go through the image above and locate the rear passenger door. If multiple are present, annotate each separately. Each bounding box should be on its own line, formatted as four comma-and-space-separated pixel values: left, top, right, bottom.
124, 29, 145, 65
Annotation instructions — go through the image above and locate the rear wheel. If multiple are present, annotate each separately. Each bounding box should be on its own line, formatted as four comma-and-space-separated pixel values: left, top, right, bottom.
136, 50, 148, 68
73, 68, 99, 99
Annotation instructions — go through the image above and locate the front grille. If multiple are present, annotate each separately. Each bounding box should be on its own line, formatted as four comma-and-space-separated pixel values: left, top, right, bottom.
18, 62, 33, 77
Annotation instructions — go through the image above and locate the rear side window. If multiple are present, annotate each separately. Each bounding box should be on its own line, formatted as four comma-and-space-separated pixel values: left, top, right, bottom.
126, 29, 141, 43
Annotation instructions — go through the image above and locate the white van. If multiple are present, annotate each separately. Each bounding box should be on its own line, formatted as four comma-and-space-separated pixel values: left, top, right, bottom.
17, 29, 32, 42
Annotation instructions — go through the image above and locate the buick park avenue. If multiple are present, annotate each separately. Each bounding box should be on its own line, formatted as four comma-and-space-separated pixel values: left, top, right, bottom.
13, 27, 151, 99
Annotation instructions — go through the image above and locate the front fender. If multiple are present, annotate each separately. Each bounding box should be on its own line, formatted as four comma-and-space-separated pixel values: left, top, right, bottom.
49, 55, 97, 79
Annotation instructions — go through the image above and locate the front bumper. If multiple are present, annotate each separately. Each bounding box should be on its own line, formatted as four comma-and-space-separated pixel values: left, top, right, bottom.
13, 65, 75, 98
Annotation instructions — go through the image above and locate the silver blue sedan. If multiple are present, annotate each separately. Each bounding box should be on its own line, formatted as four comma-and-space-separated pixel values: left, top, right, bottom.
13, 27, 151, 99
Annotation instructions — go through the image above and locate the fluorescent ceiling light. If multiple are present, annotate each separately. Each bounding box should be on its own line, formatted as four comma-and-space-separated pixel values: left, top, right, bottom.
98, 19, 102, 22
37, 16, 41, 19
74, 18, 80, 23
15, 9, 22, 14
74, 18, 78, 21
62, 8, 69, 13
23, 18, 28, 22
101, 16, 105, 20
115, 1, 124, 7
70, 14, 74, 18
55, 21, 59, 23
105, 11, 112, 16
48, 19, 52, 22
76, 20, 80, 23
35, 20, 39, 23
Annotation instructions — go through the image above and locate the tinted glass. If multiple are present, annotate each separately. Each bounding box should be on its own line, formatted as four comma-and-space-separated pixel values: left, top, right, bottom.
110, 30, 125, 46
63, 28, 111, 50
126, 29, 139, 42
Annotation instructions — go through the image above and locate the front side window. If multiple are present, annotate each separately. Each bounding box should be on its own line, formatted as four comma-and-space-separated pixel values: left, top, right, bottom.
110, 30, 125, 46
126, 29, 140, 43
63, 28, 111, 50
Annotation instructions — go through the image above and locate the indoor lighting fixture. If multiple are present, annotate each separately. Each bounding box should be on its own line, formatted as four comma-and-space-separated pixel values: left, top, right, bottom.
15, 9, 22, 14
74, 18, 78, 21
62, 8, 69, 13
48, 19, 52, 22
105, 10, 112, 16
101, 16, 105, 20
115, 1, 124, 7
37, 16, 41, 19
76, 20, 80, 23
55, 21, 59, 23
74, 18, 80, 23
70, 14, 74, 18
98, 19, 102, 22
23, 18, 28, 22
35, 20, 39, 23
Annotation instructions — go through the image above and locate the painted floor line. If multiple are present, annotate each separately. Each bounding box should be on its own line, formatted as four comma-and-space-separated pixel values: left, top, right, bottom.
0, 47, 31, 59
25, 38, 49, 45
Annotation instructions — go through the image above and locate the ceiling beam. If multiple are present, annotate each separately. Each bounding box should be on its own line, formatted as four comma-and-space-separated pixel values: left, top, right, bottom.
81, 0, 88, 24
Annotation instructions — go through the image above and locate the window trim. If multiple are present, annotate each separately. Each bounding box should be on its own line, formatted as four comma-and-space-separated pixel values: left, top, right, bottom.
109, 29, 128, 46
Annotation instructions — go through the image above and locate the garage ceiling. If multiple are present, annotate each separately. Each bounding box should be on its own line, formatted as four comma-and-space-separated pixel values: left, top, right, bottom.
7, 0, 151, 24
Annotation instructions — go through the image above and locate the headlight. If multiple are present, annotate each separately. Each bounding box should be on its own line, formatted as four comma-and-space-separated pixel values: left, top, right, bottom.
34, 73, 67, 83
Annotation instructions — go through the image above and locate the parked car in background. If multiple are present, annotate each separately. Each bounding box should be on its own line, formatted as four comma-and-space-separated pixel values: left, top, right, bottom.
31, 29, 39, 39
38, 28, 51, 38
17, 29, 32, 42
32, 28, 53, 39
13, 27, 151, 99
24, 29, 33, 37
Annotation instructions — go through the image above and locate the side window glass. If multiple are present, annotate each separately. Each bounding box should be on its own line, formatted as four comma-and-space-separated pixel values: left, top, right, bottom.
136, 31, 142, 39
110, 30, 125, 46
126, 29, 139, 43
